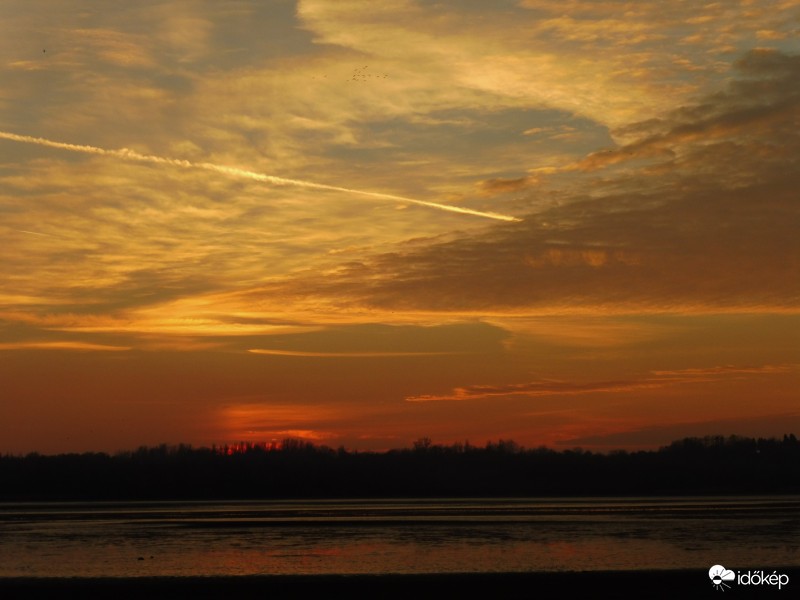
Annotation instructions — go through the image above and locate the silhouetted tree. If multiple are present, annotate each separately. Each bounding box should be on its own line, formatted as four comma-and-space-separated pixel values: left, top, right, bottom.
0, 435, 798, 500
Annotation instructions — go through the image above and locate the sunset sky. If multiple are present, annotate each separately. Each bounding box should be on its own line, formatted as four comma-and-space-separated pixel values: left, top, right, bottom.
1, 0, 798, 455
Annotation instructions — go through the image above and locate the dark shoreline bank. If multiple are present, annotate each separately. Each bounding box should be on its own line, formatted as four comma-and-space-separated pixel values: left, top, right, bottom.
2, 570, 796, 599
4, 435, 798, 500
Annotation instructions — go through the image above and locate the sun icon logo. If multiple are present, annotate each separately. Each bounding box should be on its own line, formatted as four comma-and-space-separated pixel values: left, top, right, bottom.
709, 564, 735, 591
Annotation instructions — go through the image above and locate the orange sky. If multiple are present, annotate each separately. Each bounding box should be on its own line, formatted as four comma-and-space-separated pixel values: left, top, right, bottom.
1, 0, 798, 454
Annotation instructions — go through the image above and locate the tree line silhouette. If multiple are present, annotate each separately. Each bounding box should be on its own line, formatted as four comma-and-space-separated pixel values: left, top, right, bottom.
1, 435, 798, 500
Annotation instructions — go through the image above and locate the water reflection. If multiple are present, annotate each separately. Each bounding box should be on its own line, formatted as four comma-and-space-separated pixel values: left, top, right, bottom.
0, 497, 797, 577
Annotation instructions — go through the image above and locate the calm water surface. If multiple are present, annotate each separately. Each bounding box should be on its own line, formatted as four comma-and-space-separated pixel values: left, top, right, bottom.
0, 496, 798, 577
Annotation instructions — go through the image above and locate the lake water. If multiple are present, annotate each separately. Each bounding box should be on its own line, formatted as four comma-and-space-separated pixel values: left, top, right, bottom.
1, 496, 798, 577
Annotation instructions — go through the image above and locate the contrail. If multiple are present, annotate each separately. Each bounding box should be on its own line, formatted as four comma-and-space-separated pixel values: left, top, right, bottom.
0, 130, 520, 222
12, 228, 60, 238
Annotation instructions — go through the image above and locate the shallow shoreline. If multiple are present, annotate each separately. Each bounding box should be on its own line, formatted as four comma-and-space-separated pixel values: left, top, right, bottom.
3, 570, 795, 599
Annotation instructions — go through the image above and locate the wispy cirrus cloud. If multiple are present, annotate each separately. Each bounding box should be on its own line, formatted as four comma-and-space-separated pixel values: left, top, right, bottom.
0, 341, 131, 352
2, 1, 798, 454
405, 364, 797, 402
405, 379, 662, 403
0, 130, 517, 222
651, 364, 798, 378
299, 0, 798, 133
257, 50, 800, 317
249, 349, 462, 358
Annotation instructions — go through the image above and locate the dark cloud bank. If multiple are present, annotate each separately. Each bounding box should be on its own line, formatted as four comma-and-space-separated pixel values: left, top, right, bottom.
266, 50, 800, 315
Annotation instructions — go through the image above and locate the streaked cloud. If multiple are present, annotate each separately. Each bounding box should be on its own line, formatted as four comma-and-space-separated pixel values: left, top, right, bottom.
406, 364, 797, 403
651, 364, 798, 378
0, 341, 131, 352
260, 49, 799, 316
1, 1, 797, 453
405, 379, 662, 403
249, 349, 462, 358
0, 130, 518, 221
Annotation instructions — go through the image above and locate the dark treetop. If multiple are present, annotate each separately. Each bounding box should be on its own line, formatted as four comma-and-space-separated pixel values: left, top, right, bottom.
1, 434, 798, 500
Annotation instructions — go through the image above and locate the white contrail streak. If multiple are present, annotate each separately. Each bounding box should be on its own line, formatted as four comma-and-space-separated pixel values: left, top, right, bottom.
0, 130, 521, 222
12, 228, 60, 238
